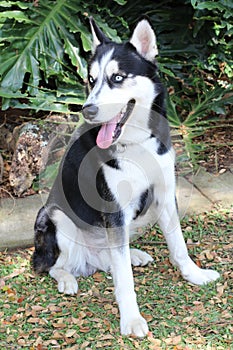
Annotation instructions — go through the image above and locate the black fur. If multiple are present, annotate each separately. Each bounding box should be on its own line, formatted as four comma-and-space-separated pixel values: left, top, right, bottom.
33, 207, 59, 273
133, 186, 154, 220
59, 125, 124, 228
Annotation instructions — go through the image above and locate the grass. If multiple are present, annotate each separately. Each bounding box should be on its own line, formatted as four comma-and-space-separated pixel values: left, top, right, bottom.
0, 209, 232, 349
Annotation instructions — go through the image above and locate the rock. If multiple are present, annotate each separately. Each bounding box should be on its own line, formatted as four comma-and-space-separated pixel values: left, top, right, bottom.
9, 114, 79, 196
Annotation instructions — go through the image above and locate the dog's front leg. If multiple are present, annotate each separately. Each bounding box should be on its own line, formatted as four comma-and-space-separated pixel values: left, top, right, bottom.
158, 201, 220, 285
108, 228, 148, 337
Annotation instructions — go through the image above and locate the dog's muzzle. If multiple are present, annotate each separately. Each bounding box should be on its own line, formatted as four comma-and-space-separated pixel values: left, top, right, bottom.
82, 103, 99, 121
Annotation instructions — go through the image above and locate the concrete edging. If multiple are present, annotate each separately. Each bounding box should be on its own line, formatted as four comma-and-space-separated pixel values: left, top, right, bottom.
0, 169, 232, 250
0, 193, 48, 250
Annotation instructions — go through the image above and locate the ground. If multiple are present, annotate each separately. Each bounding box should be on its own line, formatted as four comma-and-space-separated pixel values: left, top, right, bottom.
0, 210, 232, 349
194, 124, 233, 174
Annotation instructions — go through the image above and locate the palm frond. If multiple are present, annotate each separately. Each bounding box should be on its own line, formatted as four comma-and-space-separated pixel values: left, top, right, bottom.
0, 0, 123, 111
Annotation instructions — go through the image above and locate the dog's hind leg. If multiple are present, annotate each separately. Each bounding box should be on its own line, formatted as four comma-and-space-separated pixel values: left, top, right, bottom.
108, 228, 148, 337
33, 207, 79, 295
157, 201, 220, 285
48, 209, 88, 295
130, 248, 153, 266
33, 207, 60, 274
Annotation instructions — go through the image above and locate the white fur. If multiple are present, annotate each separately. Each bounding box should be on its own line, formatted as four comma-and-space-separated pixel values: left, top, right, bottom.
110, 235, 149, 337
90, 20, 102, 53
50, 268, 78, 295
130, 248, 153, 266
51, 210, 111, 273
157, 196, 220, 285
105, 60, 120, 77
103, 139, 176, 227
130, 19, 158, 61
49, 209, 154, 288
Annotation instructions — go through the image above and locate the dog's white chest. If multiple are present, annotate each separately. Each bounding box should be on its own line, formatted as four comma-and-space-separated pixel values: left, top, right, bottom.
102, 140, 175, 219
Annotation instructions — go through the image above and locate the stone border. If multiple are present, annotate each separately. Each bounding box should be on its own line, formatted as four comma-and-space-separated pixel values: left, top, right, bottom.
0, 169, 232, 250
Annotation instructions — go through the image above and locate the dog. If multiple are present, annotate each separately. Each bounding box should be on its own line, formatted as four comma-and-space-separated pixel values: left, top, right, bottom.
33, 17, 220, 337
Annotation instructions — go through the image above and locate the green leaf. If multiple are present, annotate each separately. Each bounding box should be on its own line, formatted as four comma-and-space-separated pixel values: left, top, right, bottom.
0, 10, 32, 23
193, 2, 226, 11
113, 0, 127, 5
0, 87, 26, 98
0, 0, 88, 93
166, 96, 182, 127
158, 63, 175, 78
0, 1, 31, 9
63, 37, 87, 80
80, 31, 92, 52
37, 162, 60, 190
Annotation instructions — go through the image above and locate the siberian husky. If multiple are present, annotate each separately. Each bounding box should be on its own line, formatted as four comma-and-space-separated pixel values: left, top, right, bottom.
33, 17, 219, 337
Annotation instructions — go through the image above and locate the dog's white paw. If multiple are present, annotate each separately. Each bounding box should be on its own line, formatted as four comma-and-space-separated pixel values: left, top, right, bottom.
121, 315, 149, 337
57, 275, 78, 295
182, 265, 220, 285
130, 248, 153, 266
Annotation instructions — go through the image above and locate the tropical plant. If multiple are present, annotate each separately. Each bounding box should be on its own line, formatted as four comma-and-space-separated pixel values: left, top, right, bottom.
0, 0, 232, 167
0, 0, 123, 112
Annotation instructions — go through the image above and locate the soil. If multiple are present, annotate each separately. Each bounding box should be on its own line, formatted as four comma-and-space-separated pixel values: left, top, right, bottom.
193, 123, 233, 174
0, 108, 233, 199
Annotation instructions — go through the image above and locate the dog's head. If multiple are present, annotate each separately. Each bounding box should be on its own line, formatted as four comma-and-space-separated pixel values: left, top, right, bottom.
82, 17, 161, 149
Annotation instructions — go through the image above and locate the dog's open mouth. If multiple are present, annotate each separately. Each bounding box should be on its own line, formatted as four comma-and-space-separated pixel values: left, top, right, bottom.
96, 99, 135, 149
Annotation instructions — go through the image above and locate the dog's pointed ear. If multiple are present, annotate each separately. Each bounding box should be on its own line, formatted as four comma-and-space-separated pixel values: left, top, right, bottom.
89, 17, 109, 53
130, 19, 158, 61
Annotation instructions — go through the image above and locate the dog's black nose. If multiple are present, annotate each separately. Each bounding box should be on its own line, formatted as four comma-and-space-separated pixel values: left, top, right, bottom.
82, 104, 99, 120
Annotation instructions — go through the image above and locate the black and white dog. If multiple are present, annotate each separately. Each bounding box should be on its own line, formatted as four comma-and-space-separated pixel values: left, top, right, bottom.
33, 17, 219, 337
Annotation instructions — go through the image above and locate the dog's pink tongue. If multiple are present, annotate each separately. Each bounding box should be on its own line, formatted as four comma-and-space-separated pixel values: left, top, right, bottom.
96, 123, 115, 149
96, 116, 118, 149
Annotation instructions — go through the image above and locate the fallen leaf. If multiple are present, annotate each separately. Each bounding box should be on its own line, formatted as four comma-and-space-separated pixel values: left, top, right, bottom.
164, 335, 182, 345
205, 250, 214, 260
27, 317, 40, 324
34, 337, 43, 347
17, 296, 25, 303
148, 336, 161, 346
3, 268, 25, 281
142, 312, 153, 322
217, 282, 227, 297
31, 305, 45, 311
80, 341, 90, 349
93, 272, 104, 282
65, 329, 77, 338
48, 305, 62, 312
0, 278, 5, 288
53, 323, 67, 329
52, 331, 63, 340
79, 326, 91, 333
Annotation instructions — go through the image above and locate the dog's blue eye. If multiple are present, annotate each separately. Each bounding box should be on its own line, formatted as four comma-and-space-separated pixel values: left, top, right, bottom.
89, 76, 95, 86
112, 74, 124, 83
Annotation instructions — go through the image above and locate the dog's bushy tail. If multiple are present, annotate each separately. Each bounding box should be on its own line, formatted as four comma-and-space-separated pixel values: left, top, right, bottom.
32, 207, 59, 273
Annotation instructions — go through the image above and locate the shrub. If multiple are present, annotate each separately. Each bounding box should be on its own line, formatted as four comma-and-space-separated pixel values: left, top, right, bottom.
0, 0, 232, 166
0, 0, 123, 112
